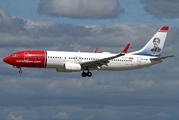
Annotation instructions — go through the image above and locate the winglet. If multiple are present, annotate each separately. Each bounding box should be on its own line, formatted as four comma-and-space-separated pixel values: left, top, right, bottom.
93, 48, 98, 53
122, 43, 130, 54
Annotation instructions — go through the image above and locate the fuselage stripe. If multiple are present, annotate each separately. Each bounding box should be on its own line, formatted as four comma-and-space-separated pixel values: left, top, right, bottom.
44, 50, 47, 68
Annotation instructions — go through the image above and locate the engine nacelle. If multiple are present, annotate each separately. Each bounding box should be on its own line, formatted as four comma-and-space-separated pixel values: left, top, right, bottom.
57, 63, 81, 72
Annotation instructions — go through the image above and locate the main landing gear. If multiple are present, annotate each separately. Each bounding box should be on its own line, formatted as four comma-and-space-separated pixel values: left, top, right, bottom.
81, 70, 92, 77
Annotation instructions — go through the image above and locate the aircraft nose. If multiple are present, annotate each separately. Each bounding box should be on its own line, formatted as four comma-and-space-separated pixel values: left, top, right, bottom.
3, 56, 10, 64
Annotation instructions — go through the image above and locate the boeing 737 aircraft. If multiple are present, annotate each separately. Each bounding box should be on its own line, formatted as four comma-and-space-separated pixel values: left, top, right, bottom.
3, 26, 174, 77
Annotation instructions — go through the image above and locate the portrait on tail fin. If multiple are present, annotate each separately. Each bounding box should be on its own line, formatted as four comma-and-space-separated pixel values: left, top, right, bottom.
150, 37, 161, 55
131, 26, 168, 57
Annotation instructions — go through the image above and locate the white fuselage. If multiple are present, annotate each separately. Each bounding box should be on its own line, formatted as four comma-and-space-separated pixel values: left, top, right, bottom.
45, 51, 161, 72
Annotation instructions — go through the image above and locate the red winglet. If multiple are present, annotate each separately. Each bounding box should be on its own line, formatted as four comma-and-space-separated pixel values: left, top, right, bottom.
160, 26, 169, 31
122, 43, 130, 54
93, 48, 98, 53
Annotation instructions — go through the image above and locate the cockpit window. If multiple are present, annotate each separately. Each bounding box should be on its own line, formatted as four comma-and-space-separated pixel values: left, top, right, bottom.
11, 54, 18, 57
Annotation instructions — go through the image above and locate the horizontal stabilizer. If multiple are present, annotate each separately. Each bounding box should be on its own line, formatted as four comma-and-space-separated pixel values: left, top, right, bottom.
150, 55, 174, 61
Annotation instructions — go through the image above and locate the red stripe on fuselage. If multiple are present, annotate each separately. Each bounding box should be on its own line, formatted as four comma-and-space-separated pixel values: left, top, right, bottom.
5, 50, 46, 68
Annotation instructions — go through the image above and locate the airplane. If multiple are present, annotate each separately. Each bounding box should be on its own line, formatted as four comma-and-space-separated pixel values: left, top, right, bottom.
3, 26, 174, 77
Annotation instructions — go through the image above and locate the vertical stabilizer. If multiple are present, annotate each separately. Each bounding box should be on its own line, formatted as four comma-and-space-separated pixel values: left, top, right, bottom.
131, 26, 169, 57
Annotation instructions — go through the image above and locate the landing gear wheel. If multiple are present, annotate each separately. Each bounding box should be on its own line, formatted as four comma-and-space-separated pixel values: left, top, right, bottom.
81, 68, 92, 77
19, 70, 22, 74
81, 72, 87, 77
87, 72, 92, 77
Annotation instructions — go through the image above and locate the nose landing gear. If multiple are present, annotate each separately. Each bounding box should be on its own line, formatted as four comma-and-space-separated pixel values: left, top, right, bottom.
13, 66, 22, 74
19, 69, 22, 74
18, 68, 23, 74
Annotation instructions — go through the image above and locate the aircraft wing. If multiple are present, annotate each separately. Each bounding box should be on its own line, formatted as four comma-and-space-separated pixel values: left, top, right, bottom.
150, 55, 174, 61
80, 43, 130, 69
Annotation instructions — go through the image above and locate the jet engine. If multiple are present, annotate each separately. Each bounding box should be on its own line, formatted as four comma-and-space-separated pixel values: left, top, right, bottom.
56, 63, 81, 72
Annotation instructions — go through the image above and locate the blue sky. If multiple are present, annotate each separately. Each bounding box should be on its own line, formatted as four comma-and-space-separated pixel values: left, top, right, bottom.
1, 0, 178, 26
0, 0, 179, 120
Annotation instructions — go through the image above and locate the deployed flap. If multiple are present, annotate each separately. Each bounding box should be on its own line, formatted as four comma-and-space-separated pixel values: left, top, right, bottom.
150, 55, 174, 61
80, 43, 130, 69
